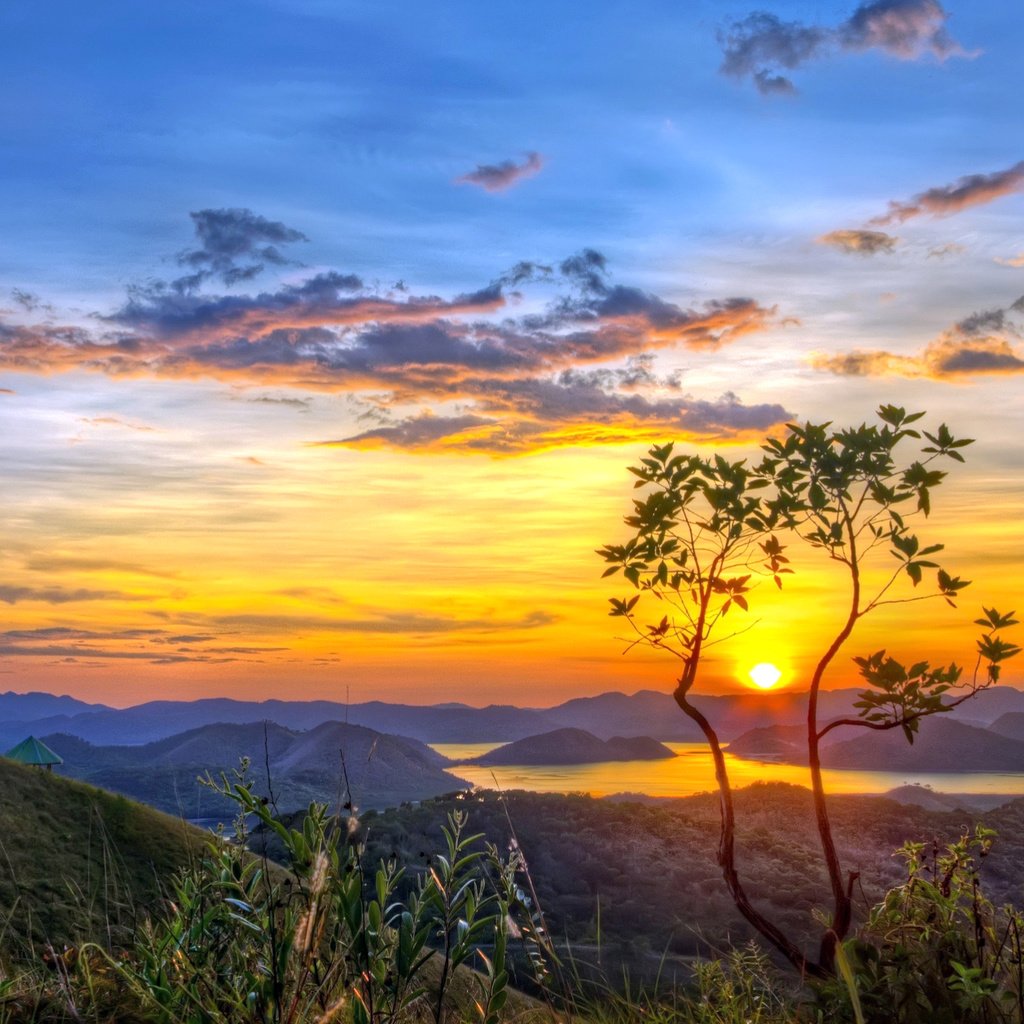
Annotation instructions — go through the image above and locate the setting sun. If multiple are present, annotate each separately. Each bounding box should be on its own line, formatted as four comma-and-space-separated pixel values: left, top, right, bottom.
748, 662, 783, 690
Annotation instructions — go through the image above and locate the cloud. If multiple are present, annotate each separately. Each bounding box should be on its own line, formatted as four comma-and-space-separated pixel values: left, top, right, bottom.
995, 252, 1024, 268
205, 609, 557, 634
25, 556, 181, 578
720, 0, 971, 94
79, 415, 156, 432
325, 388, 792, 455
0, 216, 788, 454
174, 208, 308, 290
838, 0, 963, 58
0, 585, 147, 604
818, 229, 899, 255
456, 152, 544, 192
928, 242, 965, 259
870, 160, 1024, 225
812, 294, 1024, 378
0, 625, 283, 664
718, 13, 829, 95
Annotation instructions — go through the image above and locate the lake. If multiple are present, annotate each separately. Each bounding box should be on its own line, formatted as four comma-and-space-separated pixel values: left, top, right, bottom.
431, 742, 1024, 800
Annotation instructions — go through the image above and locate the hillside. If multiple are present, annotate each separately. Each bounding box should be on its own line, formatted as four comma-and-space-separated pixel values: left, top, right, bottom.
0, 757, 208, 953
470, 728, 676, 766
362, 785, 1024, 960
47, 720, 469, 818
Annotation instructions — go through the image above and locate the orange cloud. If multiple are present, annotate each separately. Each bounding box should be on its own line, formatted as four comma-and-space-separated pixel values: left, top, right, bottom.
871, 160, 1024, 225
0, 224, 788, 453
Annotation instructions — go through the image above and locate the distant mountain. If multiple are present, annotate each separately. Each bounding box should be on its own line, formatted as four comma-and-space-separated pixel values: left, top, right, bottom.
880, 785, 1014, 813
46, 721, 469, 819
728, 718, 1024, 773
822, 719, 1024, 771
3, 684, 1022, 750
0, 697, 559, 749
470, 728, 676, 766
726, 724, 808, 761
990, 712, 1024, 742
0, 757, 207, 951
0, 689, 108, 722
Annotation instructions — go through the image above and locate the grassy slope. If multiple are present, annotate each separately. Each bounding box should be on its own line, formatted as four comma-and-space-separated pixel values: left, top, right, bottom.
0, 757, 210, 955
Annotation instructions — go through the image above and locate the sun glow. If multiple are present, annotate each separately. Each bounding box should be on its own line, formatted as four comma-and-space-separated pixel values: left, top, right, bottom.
748, 662, 783, 690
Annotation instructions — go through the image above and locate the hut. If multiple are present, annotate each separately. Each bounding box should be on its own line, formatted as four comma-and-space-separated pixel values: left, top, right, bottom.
4, 735, 63, 771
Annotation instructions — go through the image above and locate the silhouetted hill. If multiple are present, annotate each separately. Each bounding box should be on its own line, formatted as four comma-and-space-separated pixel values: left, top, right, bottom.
821, 719, 1024, 771
726, 724, 808, 761
990, 711, 1024, 742
727, 718, 1024, 772
0, 690, 108, 722
45, 721, 468, 818
881, 785, 1014, 812
3, 684, 1022, 751
470, 728, 676, 766
0, 757, 207, 952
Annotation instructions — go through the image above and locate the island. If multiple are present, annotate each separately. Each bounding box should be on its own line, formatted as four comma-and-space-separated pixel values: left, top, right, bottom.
467, 727, 677, 766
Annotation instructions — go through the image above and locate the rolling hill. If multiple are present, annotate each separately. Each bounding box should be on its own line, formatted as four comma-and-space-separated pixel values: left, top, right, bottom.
0, 757, 209, 953
46, 720, 470, 819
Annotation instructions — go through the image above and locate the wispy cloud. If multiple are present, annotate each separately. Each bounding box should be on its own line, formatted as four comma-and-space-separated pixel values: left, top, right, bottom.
818, 229, 899, 255
812, 295, 1024, 378
995, 252, 1024, 268
206, 609, 557, 634
0, 585, 148, 604
870, 160, 1024, 225
456, 152, 544, 192
720, 0, 971, 95
927, 242, 965, 259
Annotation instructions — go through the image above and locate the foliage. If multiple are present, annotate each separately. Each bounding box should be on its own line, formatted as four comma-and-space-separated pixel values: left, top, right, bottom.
113, 764, 523, 1024
824, 827, 1024, 1023
597, 407, 1019, 975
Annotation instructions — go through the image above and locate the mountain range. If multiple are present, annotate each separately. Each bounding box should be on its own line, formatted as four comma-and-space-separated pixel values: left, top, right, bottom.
5, 684, 1024, 750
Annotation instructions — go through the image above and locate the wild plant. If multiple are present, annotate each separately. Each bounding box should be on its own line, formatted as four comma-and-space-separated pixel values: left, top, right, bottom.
114, 764, 518, 1024
824, 826, 1024, 1023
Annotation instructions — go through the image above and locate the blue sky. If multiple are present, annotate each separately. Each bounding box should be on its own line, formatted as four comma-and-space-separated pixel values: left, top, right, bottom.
0, 0, 1021, 704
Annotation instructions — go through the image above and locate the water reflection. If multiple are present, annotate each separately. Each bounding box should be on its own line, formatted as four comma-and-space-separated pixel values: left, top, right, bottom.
432, 742, 1024, 799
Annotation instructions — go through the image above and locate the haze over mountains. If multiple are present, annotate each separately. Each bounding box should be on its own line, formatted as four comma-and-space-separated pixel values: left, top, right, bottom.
6, 684, 1024, 751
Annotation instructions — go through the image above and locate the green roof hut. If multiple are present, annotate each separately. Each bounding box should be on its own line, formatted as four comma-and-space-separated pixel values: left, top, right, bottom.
5, 736, 63, 771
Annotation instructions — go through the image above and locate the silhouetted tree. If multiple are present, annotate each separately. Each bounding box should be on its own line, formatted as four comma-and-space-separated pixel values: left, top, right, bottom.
598, 406, 1019, 977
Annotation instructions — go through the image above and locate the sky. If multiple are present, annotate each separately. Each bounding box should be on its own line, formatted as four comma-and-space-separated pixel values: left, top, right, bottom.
0, 0, 1021, 708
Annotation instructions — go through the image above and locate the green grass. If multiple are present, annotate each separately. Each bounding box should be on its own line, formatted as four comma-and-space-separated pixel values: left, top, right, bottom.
0, 757, 208, 956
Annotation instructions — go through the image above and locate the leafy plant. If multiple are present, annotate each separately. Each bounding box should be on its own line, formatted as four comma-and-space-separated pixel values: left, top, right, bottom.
113, 765, 519, 1023
828, 827, 1024, 1023
597, 407, 1019, 977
